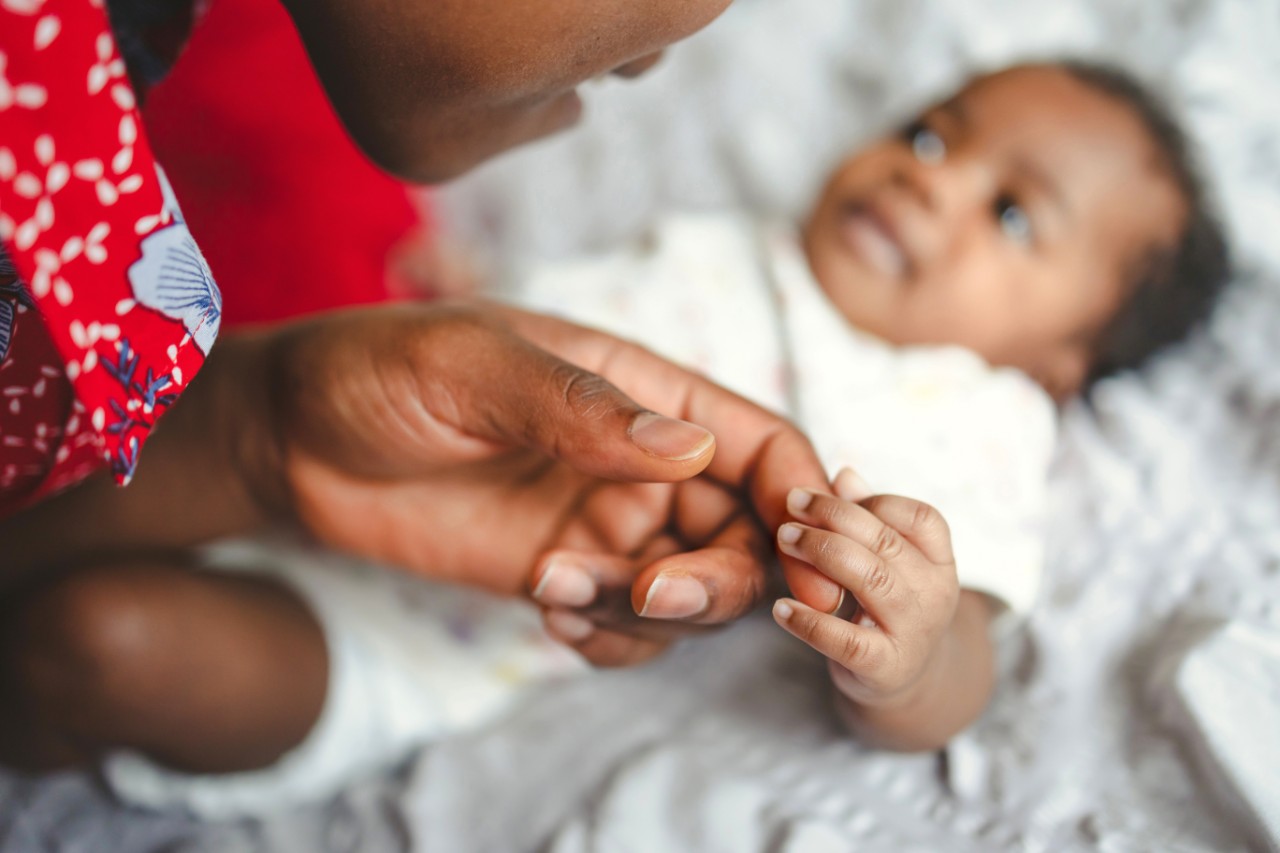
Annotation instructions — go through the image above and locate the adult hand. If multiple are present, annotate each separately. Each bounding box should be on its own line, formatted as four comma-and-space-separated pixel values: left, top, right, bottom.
0, 299, 839, 662
268, 300, 840, 664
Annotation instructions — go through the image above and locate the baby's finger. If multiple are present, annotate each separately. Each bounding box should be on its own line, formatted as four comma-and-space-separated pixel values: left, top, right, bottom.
772, 597, 890, 673
832, 467, 873, 502
776, 522, 905, 619
786, 488, 919, 568
788, 487, 877, 538
859, 495, 953, 566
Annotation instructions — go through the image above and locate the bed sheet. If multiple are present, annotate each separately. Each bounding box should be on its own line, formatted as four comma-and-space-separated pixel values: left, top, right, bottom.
2, 0, 1278, 850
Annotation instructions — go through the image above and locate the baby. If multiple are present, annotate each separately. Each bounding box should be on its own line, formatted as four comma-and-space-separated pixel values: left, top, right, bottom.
1, 60, 1228, 815
515, 60, 1228, 748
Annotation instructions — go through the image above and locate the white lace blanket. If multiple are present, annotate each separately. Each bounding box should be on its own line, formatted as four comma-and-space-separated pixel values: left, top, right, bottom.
408, 0, 1280, 849
5, 2, 1272, 850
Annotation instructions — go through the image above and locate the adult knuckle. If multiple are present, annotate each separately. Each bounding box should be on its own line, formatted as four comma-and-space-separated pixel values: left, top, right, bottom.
554, 362, 617, 421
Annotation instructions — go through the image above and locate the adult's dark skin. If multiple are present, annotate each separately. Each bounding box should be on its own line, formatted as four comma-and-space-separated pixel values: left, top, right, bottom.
0, 300, 839, 770
2, 299, 840, 669
277, 0, 846, 628
1, 0, 845, 740
282, 0, 732, 181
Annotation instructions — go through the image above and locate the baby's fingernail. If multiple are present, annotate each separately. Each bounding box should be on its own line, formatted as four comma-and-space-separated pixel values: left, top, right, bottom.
777, 523, 803, 547
532, 559, 597, 607
833, 467, 873, 502
786, 487, 815, 516
544, 610, 596, 642
773, 599, 795, 621
640, 575, 709, 619
629, 412, 714, 462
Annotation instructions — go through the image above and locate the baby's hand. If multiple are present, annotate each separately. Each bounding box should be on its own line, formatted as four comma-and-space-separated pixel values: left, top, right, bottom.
772, 470, 959, 710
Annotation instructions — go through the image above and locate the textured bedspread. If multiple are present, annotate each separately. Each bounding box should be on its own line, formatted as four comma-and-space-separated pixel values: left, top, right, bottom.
3, 0, 1277, 850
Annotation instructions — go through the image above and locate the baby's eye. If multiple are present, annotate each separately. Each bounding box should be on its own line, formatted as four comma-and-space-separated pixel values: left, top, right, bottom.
995, 195, 1033, 246
904, 121, 946, 165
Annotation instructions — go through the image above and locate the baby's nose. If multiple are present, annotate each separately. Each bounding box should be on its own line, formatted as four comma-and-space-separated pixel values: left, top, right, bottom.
906, 154, 993, 215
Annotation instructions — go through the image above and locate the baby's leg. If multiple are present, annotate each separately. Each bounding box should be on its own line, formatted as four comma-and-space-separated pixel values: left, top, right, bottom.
0, 560, 327, 774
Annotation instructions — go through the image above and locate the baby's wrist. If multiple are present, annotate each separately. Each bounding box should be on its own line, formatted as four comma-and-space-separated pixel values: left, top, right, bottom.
831, 626, 954, 713
828, 657, 928, 713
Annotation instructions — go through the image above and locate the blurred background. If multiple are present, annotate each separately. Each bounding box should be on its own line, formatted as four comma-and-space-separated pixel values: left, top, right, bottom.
4, 0, 1278, 850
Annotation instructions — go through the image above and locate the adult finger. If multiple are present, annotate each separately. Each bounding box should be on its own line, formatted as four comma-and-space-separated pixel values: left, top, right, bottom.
429, 307, 717, 483
541, 610, 671, 668
531, 547, 721, 670
501, 304, 842, 612
628, 512, 772, 625
607, 342, 842, 612
530, 549, 718, 636
273, 303, 714, 483
530, 551, 637, 617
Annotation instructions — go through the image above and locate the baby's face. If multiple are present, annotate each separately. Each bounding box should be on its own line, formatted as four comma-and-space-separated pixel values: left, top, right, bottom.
803, 66, 1186, 398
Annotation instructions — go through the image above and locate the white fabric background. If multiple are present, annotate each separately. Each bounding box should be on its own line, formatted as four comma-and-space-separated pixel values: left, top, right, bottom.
406, 1, 1280, 850
39, 2, 1270, 850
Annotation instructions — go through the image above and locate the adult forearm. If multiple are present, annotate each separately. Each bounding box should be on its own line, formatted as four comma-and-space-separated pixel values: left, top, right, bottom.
0, 330, 288, 586
837, 591, 996, 752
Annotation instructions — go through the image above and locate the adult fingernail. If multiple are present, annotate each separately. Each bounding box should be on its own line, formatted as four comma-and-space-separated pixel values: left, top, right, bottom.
640, 575, 710, 619
833, 467, 873, 502
532, 560, 597, 607
786, 487, 815, 516
629, 412, 714, 462
544, 610, 596, 642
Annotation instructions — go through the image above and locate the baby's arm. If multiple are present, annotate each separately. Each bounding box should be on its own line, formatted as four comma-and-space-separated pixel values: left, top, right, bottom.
773, 470, 997, 752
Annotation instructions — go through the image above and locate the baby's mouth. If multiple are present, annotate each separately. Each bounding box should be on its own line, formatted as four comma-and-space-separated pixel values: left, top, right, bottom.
837, 204, 909, 279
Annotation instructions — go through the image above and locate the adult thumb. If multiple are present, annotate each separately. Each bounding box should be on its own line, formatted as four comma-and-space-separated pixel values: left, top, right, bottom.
455, 328, 716, 483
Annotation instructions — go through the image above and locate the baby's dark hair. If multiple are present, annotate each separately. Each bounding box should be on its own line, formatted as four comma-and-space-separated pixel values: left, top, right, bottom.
1053, 60, 1230, 388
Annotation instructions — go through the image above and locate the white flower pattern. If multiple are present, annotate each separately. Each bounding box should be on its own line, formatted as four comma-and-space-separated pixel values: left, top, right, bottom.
1, 0, 217, 495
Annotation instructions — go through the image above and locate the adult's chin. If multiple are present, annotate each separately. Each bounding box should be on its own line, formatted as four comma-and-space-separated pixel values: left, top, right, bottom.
355, 91, 586, 185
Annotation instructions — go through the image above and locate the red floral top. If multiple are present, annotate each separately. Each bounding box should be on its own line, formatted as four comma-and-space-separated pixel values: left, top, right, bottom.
0, 0, 217, 517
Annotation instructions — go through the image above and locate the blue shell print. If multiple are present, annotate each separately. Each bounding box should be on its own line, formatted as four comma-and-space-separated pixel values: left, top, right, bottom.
126, 221, 222, 355
0, 247, 32, 365
0, 300, 13, 365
